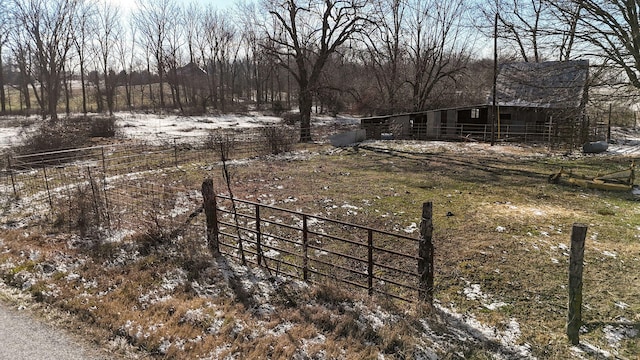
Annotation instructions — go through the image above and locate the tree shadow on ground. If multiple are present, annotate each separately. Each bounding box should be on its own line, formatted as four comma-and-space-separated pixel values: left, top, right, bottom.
357, 144, 552, 185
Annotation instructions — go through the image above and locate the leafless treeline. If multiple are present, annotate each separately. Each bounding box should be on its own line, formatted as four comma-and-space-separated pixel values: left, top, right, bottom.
1, 0, 639, 131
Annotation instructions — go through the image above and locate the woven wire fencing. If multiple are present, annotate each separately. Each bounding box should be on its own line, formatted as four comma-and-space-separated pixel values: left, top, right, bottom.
1, 126, 299, 233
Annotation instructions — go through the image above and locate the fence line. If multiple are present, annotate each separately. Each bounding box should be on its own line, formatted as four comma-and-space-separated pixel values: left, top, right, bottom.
1, 125, 433, 303
365, 122, 604, 149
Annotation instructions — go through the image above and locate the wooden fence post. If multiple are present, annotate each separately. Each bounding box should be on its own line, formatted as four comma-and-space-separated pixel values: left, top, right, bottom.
567, 223, 587, 345
173, 138, 178, 167
7, 155, 17, 198
418, 201, 434, 304
202, 179, 219, 256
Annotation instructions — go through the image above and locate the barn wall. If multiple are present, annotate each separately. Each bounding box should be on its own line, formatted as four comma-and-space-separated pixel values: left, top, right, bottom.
446, 110, 457, 135
390, 115, 412, 139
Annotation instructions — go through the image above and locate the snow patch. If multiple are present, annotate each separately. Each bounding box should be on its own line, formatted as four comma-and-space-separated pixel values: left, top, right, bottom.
603, 321, 638, 348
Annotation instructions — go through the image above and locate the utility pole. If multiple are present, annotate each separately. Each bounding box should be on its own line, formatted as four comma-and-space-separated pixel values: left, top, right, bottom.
491, 11, 498, 146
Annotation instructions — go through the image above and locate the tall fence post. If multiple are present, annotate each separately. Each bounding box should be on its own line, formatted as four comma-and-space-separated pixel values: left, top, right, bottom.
42, 166, 53, 209
7, 155, 17, 198
368, 229, 374, 296
87, 167, 101, 224
202, 179, 219, 256
100, 147, 111, 228
256, 205, 262, 266
567, 223, 587, 345
302, 214, 309, 282
418, 201, 434, 304
173, 138, 178, 167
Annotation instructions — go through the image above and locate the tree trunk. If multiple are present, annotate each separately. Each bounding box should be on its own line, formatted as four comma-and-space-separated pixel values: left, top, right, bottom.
124, 73, 132, 110
64, 68, 71, 115
299, 89, 312, 142
48, 72, 59, 122
22, 74, 31, 111
219, 61, 225, 112
105, 68, 114, 115
158, 61, 166, 109
95, 80, 104, 113
80, 60, 87, 114
0, 50, 6, 114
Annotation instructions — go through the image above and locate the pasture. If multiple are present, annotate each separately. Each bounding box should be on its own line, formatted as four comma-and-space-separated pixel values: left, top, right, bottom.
0, 125, 638, 358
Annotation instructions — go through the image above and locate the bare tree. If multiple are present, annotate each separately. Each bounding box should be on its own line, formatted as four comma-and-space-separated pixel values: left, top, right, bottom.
116, 24, 137, 110
11, 0, 80, 121
235, 1, 267, 108
95, 1, 122, 115
215, 14, 238, 112
406, 0, 471, 110
164, 5, 185, 111
72, 0, 97, 115
199, 6, 222, 109
196, 6, 238, 111
362, 0, 409, 113
134, 0, 180, 109
497, 0, 548, 62
0, 0, 11, 114
8, 29, 33, 112
548, 0, 583, 61
262, 0, 371, 142
474, 0, 584, 62
573, 0, 640, 89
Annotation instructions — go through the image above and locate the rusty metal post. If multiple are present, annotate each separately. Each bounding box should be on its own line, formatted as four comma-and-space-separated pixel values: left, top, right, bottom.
100, 147, 111, 228
368, 229, 374, 296
43, 166, 52, 209
302, 214, 309, 281
256, 205, 262, 266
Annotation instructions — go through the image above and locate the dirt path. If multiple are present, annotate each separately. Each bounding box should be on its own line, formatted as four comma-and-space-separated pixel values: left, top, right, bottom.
0, 301, 113, 360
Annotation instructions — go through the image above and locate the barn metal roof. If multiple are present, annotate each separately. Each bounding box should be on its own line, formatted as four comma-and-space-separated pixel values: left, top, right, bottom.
490, 60, 589, 109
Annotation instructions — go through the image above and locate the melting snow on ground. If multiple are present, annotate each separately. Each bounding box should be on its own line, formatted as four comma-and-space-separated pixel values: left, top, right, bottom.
0, 112, 360, 149
463, 282, 509, 311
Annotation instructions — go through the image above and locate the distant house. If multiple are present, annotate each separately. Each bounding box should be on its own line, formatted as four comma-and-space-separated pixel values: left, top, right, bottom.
175, 62, 208, 89
360, 60, 590, 146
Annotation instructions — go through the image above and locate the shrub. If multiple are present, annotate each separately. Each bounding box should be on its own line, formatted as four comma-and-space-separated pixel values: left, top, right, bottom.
19, 116, 118, 154
205, 130, 237, 161
62, 175, 108, 240
19, 121, 88, 154
181, 106, 207, 116
281, 112, 300, 126
272, 101, 289, 115
260, 126, 297, 155
89, 116, 118, 138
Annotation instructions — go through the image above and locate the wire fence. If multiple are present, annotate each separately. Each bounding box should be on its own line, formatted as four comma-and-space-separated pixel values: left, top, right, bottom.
363, 121, 606, 149
1, 126, 298, 234
1, 123, 431, 303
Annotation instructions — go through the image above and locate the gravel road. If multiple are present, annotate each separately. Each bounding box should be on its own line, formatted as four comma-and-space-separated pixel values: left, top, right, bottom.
0, 301, 112, 360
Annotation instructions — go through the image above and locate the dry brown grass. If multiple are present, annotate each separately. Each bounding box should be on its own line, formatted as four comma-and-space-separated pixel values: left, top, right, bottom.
1, 141, 639, 359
